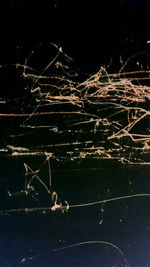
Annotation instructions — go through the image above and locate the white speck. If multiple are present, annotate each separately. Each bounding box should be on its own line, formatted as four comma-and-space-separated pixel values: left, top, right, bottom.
52, 127, 58, 133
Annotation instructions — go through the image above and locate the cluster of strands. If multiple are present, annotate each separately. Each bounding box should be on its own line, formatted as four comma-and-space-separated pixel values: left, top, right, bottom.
1, 44, 150, 164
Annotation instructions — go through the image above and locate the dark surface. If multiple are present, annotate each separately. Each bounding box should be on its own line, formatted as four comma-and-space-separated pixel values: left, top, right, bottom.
0, 1, 150, 266
0, 0, 150, 71
0, 0, 150, 99
1, 157, 150, 266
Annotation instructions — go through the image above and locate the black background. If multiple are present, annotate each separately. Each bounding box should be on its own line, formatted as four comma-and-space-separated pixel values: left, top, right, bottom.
0, 0, 150, 99
0, 0, 150, 72
1, 1, 150, 266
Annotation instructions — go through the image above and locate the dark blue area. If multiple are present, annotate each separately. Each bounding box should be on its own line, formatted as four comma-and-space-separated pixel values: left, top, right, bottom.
0, 157, 150, 266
